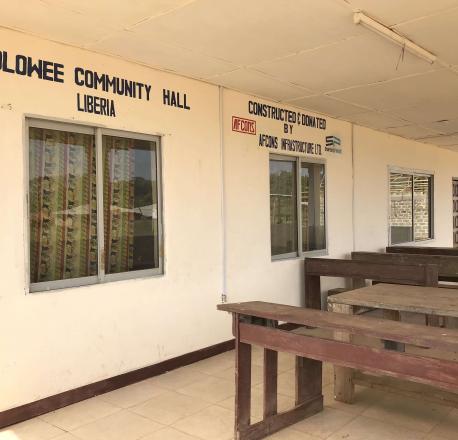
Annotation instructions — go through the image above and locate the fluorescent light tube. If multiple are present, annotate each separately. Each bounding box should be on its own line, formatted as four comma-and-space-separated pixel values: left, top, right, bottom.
354, 10, 436, 64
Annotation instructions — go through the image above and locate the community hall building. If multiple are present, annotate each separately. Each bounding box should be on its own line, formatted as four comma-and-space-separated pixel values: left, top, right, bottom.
0, 1, 458, 439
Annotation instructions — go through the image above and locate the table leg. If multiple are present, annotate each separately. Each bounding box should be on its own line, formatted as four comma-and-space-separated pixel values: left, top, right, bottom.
329, 303, 355, 403
382, 310, 405, 352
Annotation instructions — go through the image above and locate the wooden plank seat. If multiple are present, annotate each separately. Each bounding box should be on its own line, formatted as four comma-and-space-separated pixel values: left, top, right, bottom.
218, 301, 458, 440
354, 251, 458, 283
387, 245, 458, 257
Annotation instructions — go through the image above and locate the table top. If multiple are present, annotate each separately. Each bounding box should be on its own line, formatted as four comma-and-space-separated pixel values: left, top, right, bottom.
327, 283, 458, 317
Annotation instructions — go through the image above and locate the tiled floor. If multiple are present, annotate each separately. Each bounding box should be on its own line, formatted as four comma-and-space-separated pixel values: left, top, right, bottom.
1, 347, 457, 440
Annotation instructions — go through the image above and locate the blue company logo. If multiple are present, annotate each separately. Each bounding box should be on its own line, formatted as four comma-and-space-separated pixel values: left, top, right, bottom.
325, 135, 341, 147
325, 135, 342, 154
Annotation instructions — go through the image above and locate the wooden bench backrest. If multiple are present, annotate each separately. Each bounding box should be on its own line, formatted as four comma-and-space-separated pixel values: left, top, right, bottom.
387, 246, 458, 257
220, 301, 458, 396
353, 251, 458, 281
304, 257, 439, 309
218, 301, 458, 351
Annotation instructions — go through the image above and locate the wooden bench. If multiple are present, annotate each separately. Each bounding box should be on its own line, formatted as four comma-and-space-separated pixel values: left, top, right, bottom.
304, 257, 439, 310
218, 301, 458, 440
353, 251, 458, 284
387, 245, 458, 257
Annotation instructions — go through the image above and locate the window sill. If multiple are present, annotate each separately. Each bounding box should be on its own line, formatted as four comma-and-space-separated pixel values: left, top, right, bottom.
271, 249, 328, 262
28, 269, 164, 294
389, 238, 435, 246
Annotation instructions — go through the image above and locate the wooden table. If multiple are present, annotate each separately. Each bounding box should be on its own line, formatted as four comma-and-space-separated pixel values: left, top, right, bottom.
328, 283, 458, 319
327, 283, 458, 406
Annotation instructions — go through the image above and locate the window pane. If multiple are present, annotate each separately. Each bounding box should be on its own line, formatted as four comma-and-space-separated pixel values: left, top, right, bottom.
270, 160, 297, 256
301, 162, 326, 251
414, 175, 432, 241
390, 173, 413, 244
103, 135, 159, 274
29, 127, 98, 283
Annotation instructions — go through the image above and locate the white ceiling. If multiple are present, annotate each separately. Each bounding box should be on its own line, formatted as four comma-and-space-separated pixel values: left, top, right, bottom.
2, 0, 458, 150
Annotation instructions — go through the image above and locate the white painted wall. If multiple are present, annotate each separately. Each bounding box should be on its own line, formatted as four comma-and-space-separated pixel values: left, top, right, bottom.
0, 29, 225, 411
0, 29, 456, 412
353, 126, 457, 251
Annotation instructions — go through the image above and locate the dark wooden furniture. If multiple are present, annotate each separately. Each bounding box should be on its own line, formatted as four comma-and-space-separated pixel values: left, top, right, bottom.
352, 251, 458, 283
218, 301, 458, 440
387, 246, 458, 257
329, 283, 458, 405
304, 257, 439, 310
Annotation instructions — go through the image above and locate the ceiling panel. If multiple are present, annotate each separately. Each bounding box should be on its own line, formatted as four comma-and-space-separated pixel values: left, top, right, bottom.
328, 69, 458, 111
89, 31, 237, 79
208, 70, 312, 101
394, 8, 458, 65
342, 111, 408, 129
44, 0, 194, 30
421, 118, 458, 135
130, 0, 363, 65
252, 33, 436, 93
417, 133, 458, 145
0, 0, 112, 44
390, 102, 458, 125
286, 95, 367, 117
346, 0, 458, 26
384, 125, 441, 139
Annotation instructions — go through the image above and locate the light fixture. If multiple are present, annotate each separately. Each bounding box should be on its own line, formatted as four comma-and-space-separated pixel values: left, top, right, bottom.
353, 10, 436, 64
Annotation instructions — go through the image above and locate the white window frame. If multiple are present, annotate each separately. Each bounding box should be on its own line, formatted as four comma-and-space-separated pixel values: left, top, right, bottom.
388, 166, 435, 246
26, 118, 163, 293
270, 154, 328, 261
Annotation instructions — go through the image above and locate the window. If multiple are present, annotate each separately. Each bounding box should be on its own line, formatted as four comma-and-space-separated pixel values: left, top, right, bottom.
270, 155, 326, 258
28, 119, 162, 292
389, 171, 433, 244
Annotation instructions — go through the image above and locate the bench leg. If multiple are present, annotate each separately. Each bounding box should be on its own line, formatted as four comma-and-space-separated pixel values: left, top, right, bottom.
235, 315, 252, 436
444, 317, 458, 329
329, 303, 355, 403
264, 348, 278, 419
296, 356, 322, 405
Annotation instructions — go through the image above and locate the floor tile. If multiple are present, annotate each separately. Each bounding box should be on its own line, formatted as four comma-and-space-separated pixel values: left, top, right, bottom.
148, 367, 209, 390
177, 375, 234, 404
70, 410, 163, 440
323, 384, 385, 415
141, 427, 201, 439
266, 427, 322, 439
211, 363, 264, 386
97, 379, 167, 408
52, 435, 81, 440
172, 405, 234, 440
40, 398, 120, 431
361, 393, 452, 433
0, 418, 64, 439
130, 390, 210, 425
428, 408, 458, 440
327, 415, 427, 440
190, 352, 234, 375
292, 407, 356, 438
217, 387, 295, 423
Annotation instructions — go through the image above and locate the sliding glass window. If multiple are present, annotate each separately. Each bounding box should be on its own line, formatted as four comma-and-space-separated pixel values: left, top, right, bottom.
270, 155, 326, 259
28, 120, 162, 292
389, 171, 433, 244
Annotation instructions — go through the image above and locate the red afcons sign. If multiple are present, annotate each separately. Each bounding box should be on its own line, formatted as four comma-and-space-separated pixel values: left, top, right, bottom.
232, 116, 256, 135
